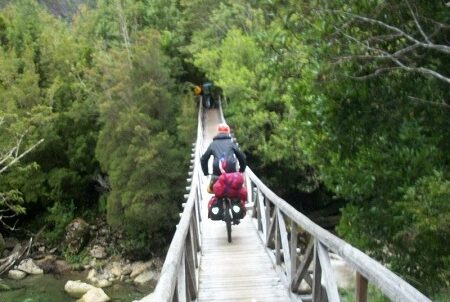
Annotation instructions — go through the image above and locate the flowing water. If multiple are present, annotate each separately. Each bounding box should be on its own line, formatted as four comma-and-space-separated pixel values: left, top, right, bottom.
0, 271, 153, 302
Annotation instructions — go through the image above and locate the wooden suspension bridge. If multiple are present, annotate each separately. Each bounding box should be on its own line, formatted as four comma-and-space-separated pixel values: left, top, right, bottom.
137, 101, 430, 302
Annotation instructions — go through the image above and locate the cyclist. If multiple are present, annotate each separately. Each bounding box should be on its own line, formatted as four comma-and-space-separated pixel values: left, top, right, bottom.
200, 123, 246, 188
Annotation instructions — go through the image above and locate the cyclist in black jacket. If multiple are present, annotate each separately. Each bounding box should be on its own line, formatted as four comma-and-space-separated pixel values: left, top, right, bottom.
201, 123, 246, 178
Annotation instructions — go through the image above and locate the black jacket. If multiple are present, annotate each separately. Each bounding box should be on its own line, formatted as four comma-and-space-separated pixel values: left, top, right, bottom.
200, 133, 247, 176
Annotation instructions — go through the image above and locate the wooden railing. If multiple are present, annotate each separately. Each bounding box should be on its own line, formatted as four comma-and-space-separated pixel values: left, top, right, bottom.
244, 168, 430, 302
138, 102, 205, 302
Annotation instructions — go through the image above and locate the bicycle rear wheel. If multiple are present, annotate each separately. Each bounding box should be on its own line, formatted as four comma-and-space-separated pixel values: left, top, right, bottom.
224, 201, 232, 243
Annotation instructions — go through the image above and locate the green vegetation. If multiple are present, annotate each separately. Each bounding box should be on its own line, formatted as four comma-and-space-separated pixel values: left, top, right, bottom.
63, 248, 90, 267
0, 0, 448, 297
339, 285, 388, 302
0, 0, 196, 258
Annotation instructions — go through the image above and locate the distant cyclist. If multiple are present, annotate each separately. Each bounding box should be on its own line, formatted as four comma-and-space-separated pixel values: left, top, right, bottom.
201, 82, 214, 108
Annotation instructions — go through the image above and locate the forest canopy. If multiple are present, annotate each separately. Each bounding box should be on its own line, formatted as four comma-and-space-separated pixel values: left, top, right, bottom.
0, 0, 448, 296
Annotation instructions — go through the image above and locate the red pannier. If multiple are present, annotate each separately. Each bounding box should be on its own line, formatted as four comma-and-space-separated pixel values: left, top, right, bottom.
239, 186, 247, 201
208, 196, 223, 220
212, 172, 244, 199
208, 195, 247, 220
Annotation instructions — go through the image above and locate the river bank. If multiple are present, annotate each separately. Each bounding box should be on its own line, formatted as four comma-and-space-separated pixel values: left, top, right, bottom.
1, 270, 152, 301
0, 216, 161, 301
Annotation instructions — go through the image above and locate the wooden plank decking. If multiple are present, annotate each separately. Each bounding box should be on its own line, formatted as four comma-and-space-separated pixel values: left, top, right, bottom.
197, 109, 292, 302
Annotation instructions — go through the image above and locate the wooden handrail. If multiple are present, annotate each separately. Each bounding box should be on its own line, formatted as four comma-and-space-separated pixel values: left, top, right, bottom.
245, 168, 431, 302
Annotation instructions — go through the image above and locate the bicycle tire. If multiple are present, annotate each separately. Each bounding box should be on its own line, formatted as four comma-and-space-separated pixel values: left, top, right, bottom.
224, 200, 232, 243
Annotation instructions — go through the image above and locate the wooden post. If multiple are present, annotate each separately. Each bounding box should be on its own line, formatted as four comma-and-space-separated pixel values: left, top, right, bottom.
266, 209, 277, 248
317, 242, 339, 302
312, 239, 322, 302
176, 250, 186, 302
258, 192, 267, 238
290, 220, 298, 289
252, 187, 258, 218
292, 239, 314, 292
256, 189, 263, 232
246, 175, 252, 209
277, 208, 291, 281
196, 187, 202, 223
189, 217, 198, 269
192, 205, 201, 254
356, 272, 368, 302
275, 211, 281, 265
185, 233, 197, 299
265, 197, 271, 241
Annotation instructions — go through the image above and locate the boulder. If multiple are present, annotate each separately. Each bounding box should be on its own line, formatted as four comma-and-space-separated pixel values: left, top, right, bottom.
109, 261, 123, 277
121, 264, 132, 276
17, 259, 43, 275
133, 270, 158, 285
35, 255, 57, 273
107, 261, 131, 277
130, 261, 152, 278
55, 260, 71, 274
89, 245, 107, 259
8, 269, 27, 280
87, 269, 96, 281
64, 280, 96, 298
96, 279, 112, 288
76, 287, 110, 302
87, 269, 113, 288
65, 218, 90, 254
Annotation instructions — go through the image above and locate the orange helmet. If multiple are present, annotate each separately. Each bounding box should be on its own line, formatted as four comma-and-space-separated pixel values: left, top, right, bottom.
217, 123, 230, 134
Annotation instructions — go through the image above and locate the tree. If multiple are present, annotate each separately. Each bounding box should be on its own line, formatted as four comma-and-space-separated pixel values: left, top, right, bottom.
0, 0, 101, 243
94, 30, 191, 257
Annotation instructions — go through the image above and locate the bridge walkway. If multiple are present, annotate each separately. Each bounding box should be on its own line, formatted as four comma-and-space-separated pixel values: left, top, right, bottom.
197, 109, 292, 302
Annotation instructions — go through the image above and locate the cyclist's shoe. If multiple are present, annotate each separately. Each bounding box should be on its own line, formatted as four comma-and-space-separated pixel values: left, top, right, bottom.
232, 219, 240, 225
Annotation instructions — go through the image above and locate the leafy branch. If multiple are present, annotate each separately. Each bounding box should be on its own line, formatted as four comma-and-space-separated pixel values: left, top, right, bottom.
0, 122, 44, 231
326, 3, 450, 85
0, 138, 44, 174
334, 26, 450, 85
335, 8, 450, 55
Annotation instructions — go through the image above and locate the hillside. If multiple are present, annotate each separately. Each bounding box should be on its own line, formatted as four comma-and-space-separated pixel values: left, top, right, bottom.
39, 0, 88, 18
0, 0, 94, 18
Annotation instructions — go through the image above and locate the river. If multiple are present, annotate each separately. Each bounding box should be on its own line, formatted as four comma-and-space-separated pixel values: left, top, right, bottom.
0, 271, 153, 302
